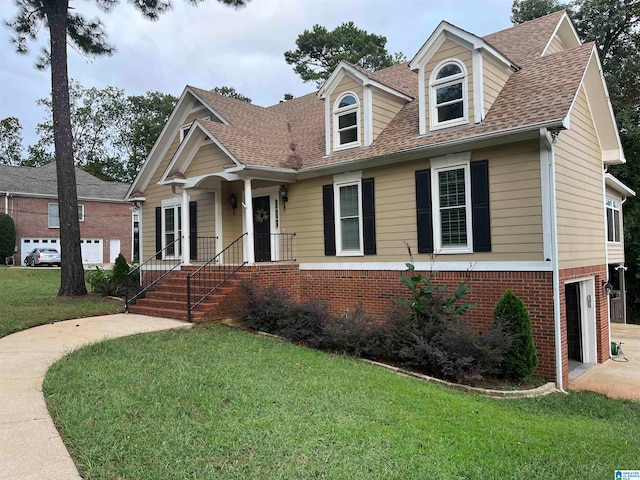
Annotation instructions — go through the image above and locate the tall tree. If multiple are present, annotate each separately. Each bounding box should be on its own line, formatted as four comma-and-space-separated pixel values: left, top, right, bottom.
211, 86, 252, 103
6, 0, 249, 296
119, 91, 177, 183
0, 117, 24, 165
285, 22, 404, 87
511, 0, 564, 23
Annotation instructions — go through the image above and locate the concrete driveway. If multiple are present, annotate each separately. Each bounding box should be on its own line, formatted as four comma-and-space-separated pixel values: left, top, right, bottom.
569, 323, 640, 401
0, 314, 190, 480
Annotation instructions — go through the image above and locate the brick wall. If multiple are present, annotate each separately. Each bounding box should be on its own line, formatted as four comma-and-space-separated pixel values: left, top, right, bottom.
7, 195, 133, 263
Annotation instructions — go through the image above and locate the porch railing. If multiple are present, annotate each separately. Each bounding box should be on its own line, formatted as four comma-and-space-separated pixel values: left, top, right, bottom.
193, 236, 218, 262
186, 233, 247, 322
125, 238, 183, 311
255, 232, 296, 262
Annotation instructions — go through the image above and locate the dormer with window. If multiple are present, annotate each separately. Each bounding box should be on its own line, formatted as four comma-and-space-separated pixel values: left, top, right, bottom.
319, 61, 412, 155
410, 21, 516, 136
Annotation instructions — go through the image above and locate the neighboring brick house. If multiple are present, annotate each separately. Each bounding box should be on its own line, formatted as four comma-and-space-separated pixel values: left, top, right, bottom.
127, 11, 634, 389
0, 162, 134, 265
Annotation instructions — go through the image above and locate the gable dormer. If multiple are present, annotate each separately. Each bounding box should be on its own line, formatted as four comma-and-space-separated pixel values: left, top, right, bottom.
409, 21, 516, 135
318, 62, 412, 155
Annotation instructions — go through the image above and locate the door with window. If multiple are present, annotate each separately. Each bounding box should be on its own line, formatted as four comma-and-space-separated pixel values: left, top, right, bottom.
164, 205, 182, 258
253, 196, 271, 262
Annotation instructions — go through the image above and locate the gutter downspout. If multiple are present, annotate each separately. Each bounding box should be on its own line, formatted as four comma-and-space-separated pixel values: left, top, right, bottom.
4, 193, 8, 214
541, 128, 565, 392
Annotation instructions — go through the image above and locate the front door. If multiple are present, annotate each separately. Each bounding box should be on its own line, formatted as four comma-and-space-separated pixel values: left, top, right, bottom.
253, 196, 271, 262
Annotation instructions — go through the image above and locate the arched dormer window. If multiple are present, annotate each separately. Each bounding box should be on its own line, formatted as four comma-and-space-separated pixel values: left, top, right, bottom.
333, 93, 360, 150
429, 60, 467, 129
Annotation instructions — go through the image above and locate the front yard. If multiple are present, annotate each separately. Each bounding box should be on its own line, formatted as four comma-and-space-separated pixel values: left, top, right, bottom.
0, 266, 123, 338
44, 324, 640, 479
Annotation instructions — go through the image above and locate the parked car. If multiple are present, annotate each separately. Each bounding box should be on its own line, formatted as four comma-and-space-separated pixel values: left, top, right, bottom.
24, 248, 61, 267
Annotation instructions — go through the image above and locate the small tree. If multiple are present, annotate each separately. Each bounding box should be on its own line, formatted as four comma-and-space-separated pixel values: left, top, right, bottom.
493, 290, 537, 380
0, 213, 16, 261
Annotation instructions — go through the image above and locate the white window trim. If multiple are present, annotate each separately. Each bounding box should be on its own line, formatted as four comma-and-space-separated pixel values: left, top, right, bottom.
429, 59, 469, 131
333, 92, 361, 152
48, 203, 84, 229
334, 171, 364, 256
606, 198, 621, 243
431, 153, 473, 254
180, 116, 210, 141
161, 198, 182, 259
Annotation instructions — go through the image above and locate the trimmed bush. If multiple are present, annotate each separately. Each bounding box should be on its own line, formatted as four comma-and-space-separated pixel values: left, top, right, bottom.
493, 290, 538, 380
0, 213, 16, 258
111, 253, 130, 285
322, 304, 386, 358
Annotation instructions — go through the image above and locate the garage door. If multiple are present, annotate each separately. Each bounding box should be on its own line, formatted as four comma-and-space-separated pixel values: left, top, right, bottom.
81, 238, 103, 264
21, 238, 60, 264
20, 238, 103, 265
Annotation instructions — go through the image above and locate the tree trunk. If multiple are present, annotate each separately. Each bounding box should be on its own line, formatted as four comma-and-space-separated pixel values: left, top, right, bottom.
43, 0, 87, 296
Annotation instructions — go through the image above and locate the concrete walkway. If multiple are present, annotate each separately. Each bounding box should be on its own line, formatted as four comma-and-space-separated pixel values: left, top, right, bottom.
0, 314, 190, 480
569, 323, 640, 401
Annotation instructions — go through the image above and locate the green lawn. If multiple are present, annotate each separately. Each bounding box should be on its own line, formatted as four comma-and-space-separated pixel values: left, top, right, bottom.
44, 324, 640, 479
0, 266, 124, 338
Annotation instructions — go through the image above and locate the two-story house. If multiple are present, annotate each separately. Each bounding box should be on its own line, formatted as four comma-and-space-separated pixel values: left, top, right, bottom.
126, 11, 633, 388
0, 162, 135, 265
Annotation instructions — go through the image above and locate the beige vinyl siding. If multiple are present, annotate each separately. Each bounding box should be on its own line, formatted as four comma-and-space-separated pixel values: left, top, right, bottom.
329, 74, 364, 152
184, 143, 235, 178
545, 35, 567, 55
221, 181, 244, 247
285, 141, 543, 263
555, 86, 606, 269
371, 89, 405, 141
482, 53, 512, 116
606, 186, 625, 264
424, 38, 474, 129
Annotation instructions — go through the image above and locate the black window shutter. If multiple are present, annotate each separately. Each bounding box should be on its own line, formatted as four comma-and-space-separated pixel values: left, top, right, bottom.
415, 169, 433, 253
189, 201, 197, 260
471, 160, 491, 252
322, 184, 336, 256
362, 178, 376, 255
155, 206, 162, 259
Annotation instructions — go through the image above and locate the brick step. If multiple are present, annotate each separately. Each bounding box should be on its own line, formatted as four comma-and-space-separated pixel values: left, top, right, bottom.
157, 275, 245, 286
132, 296, 218, 310
152, 284, 239, 296
127, 304, 205, 321
140, 293, 225, 306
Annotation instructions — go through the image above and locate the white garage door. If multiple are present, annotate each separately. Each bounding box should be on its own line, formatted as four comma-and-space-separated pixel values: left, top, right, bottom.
21, 238, 60, 264
81, 239, 103, 264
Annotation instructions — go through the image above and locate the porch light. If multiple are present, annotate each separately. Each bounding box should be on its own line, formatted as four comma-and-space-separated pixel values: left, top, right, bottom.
602, 280, 613, 296
279, 185, 288, 209
230, 192, 237, 215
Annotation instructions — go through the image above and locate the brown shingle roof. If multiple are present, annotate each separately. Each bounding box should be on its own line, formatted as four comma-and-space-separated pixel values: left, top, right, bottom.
483, 9, 567, 66
183, 11, 591, 172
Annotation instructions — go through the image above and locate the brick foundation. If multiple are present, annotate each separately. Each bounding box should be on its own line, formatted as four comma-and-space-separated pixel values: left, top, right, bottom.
239, 263, 610, 384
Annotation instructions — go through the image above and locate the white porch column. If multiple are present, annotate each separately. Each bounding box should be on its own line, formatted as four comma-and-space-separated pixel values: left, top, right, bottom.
181, 188, 191, 265
244, 178, 255, 264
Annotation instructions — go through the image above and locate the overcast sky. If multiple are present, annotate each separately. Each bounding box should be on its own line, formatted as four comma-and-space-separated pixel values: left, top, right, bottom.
1, 0, 515, 149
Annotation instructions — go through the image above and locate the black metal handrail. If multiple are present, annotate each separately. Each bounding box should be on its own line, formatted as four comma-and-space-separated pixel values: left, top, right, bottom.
125, 238, 183, 311
193, 236, 218, 262
268, 232, 296, 262
186, 233, 247, 322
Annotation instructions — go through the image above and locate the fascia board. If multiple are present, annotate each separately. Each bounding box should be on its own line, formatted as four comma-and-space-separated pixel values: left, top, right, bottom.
605, 173, 636, 197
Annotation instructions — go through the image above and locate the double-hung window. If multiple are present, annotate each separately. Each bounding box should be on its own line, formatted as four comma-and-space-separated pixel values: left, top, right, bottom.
606, 198, 621, 243
334, 172, 363, 255
162, 200, 182, 258
430, 60, 467, 129
48, 203, 84, 228
333, 93, 360, 150
431, 155, 472, 253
